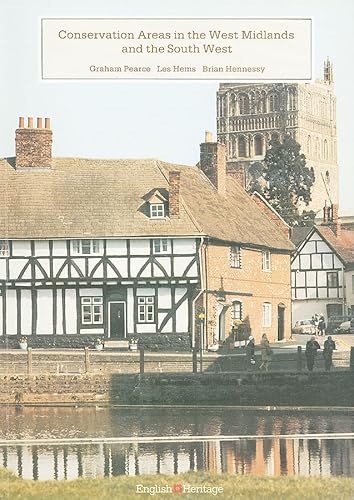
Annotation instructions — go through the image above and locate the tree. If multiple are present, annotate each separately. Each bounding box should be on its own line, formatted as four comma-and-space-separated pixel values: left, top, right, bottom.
254, 135, 315, 226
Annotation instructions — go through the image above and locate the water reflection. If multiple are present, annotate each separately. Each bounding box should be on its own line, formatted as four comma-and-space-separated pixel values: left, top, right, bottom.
1, 406, 354, 480
2, 437, 354, 480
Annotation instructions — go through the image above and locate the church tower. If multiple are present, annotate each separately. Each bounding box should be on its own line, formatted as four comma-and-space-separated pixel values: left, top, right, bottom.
216, 59, 338, 215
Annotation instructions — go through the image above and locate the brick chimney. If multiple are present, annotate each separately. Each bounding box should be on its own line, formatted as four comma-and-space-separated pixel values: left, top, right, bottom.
199, 131, 226, 196
169, 171, 180, 218
322, 202, 341, 237
331, 203, 341, 237
15, 116, 52, 169
228, 167, 246, 189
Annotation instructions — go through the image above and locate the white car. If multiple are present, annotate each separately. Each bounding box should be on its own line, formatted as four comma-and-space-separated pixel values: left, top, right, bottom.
292, 319, 317, 335
337, 319, 354, 333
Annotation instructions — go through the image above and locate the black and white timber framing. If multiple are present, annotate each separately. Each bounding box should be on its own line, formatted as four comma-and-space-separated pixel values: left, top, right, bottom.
291, 228, 344, 322
0, 237, 200, 338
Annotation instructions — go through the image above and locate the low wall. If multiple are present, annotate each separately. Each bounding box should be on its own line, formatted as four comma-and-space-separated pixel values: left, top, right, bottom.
1, 371, 354, 406
0, 348, 350, 376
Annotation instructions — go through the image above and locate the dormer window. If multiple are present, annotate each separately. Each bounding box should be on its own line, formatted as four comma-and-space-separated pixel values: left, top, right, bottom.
150, 203, 165, 219
145, 189, 168, 219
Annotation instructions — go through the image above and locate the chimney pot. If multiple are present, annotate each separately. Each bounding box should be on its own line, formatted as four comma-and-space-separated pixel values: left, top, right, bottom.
45, 117, 51, 129
205, 131, 213, 143
19, 117, 24, 128
16, 115, 53, 169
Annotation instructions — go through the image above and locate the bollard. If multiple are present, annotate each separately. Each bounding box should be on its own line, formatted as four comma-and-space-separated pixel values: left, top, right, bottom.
350, 347, 354, 370
84, 347, 90, 373
139, 347, 145, 375
27, 347, 33, 375
192, 348, 198, 374
297, 346, 303, 372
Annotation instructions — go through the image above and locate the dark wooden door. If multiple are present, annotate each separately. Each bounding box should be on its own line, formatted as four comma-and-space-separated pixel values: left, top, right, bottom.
278, 304, 285, 341
109, 302, 125, 339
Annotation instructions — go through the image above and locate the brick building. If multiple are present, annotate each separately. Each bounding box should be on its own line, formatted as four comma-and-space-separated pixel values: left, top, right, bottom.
0, 118, 293, 349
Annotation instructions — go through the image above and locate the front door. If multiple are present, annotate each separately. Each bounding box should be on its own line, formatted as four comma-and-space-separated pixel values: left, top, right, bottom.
109, 302, 125, 339
278, 304, 285, 341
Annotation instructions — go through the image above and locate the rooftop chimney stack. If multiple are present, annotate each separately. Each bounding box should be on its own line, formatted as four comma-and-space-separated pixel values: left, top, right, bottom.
199, 131, 226, 196
15, 116, 53, 169
169, 171, 181, 218
322, 202, 341, 238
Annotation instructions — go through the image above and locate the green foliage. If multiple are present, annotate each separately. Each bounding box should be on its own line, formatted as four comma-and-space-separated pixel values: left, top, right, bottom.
0, 471, 353, 500
255, 135, 315, 226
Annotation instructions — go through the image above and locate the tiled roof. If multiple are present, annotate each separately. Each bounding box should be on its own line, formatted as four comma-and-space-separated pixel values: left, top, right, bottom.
292, 224, 354, 265
316, 226, 354, 264
290, 226, 313, 246
1, 157, 293, 251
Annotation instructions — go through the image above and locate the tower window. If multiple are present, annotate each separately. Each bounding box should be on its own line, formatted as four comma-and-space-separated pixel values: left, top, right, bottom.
239, 94, 250, 115
254, 135, 263, 156
238, 136, 247, 157
269, 94, 279, 112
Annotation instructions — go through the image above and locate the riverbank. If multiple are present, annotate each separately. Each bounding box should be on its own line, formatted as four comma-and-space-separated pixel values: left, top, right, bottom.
0, 469, 353, 499
1, 371, 354, 405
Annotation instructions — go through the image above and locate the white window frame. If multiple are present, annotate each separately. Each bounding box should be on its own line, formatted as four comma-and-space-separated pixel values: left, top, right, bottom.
231, 301, 243, 322
81, 297, 103, 325
262, 250, 271, 272
72, 239, 100, 255
0, 240, 9, 257
153, 238, 168, 254
137, 296, 155, 323
150, 203, 165, 219
230, 246, 242, 268
262, 303, 272, 327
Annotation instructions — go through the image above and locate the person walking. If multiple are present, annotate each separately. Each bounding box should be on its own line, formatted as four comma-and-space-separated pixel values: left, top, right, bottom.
305, 336, 321, 372
323, 336, 336, 371
312, 314, 320, 335
245, 336, 256, 370
318, 315, 326, 336
259, 333, 273, 371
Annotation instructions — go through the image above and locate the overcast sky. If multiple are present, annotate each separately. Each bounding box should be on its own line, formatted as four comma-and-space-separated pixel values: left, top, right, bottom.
1, 0, 353, 213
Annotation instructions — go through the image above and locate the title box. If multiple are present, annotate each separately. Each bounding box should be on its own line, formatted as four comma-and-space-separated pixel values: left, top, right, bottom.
41, 18, 312, 80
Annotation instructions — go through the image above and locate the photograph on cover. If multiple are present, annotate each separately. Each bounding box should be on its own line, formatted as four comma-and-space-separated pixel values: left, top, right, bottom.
1, 0, 354, 498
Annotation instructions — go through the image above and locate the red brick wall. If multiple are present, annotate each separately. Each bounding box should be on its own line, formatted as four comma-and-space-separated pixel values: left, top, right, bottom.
203, 241, 291, 345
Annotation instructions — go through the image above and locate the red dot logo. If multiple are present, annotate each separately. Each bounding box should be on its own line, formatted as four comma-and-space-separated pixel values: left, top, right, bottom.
172, 483, 183, 493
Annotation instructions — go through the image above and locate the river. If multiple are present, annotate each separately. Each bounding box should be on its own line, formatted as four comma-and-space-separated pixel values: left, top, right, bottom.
0, 406, 353, 480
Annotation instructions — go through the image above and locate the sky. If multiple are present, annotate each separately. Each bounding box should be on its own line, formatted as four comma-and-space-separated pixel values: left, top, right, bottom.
1, 0, 354, 214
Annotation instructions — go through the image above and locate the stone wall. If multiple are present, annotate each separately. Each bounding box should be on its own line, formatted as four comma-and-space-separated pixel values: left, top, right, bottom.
1, 371, 353, 406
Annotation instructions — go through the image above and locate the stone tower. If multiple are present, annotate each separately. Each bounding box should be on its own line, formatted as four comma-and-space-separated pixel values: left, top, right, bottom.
216, 59, 338, 215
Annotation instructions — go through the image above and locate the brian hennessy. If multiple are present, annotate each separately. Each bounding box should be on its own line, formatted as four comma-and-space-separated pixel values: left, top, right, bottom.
89, 65, 266, 73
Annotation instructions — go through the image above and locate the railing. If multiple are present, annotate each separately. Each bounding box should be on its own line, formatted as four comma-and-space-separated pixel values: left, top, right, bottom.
0, 346, 352, 376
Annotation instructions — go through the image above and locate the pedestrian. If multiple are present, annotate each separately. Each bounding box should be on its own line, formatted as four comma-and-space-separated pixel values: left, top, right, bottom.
245, 336, 256, 370
305, 336, 321, 372
259, 333, 273, 371
312, 314, 320, 335
318, 315, 326, 336
323, 336, 336, 371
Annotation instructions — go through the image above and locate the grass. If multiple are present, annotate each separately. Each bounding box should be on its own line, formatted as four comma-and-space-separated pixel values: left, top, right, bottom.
1, 469, 354, 499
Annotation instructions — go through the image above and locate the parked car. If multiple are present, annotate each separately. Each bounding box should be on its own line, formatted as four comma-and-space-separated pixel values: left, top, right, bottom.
327, 315, 353, 334
292, 319, 317, 335
335, 318, 354, 334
